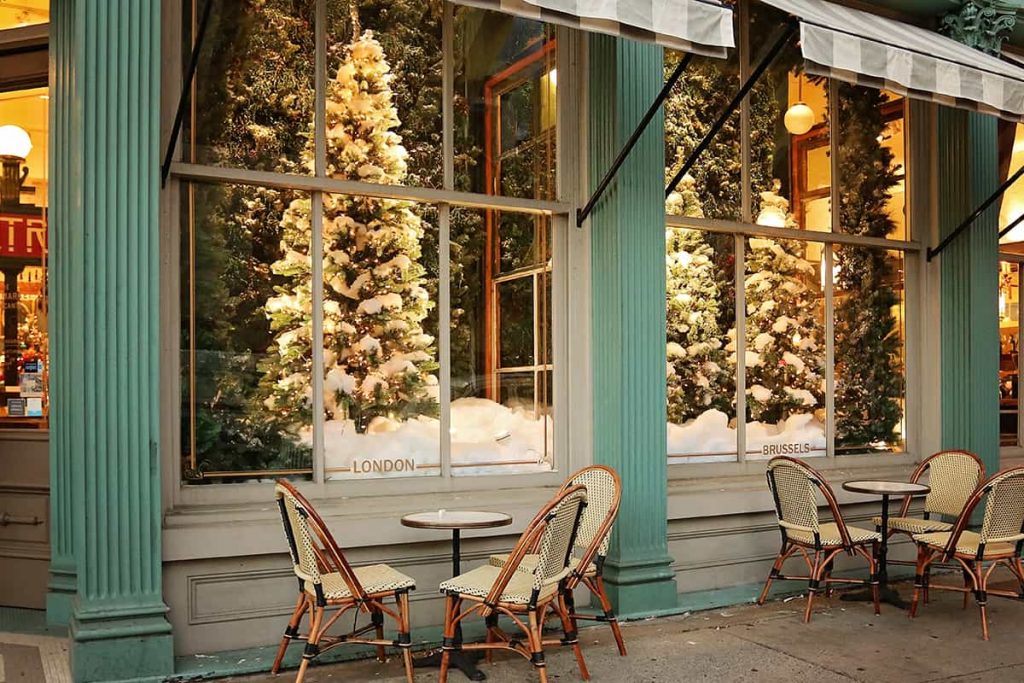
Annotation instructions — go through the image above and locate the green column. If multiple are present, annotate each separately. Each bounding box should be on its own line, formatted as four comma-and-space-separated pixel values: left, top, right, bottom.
50, 2, 174, 680
588, 35, 678, 616
938, 108, 1000, 475
45, 0, 76, 628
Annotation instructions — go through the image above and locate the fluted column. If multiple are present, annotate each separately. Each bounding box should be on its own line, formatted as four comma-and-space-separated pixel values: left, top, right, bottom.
938, 108, 1000, 474
588, 35, 678, 616
50, 1, 173, 680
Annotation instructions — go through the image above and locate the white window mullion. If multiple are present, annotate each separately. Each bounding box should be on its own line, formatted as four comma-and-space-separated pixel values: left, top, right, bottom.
311, 0, 327, 485
735, 233, 747, 462
825, 244, 836, 458
443, 1, 454, 192
439, 203, 453, 478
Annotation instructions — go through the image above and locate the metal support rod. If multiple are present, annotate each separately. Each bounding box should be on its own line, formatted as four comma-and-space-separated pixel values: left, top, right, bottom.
998, 208, 1024, 240
161, 0, 214, 187
927, 162, 1024, 261
575, 52, 695, 227
665, 21, 797, 199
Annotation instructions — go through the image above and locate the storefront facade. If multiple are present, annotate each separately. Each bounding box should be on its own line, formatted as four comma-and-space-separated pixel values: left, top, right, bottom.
3, 0, 1022, 680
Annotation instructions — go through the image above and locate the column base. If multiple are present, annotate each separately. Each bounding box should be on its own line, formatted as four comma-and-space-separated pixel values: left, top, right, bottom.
70, 601, 174, 682
599, 554, 679, 618
46, 563, 76, 627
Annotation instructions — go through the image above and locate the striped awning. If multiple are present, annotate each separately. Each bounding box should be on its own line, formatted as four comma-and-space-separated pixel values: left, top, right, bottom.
763, 0, 1024, 121
451, 0, 735, 57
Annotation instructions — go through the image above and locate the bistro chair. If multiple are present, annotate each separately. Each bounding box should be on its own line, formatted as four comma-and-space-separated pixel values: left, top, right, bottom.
437, 484, 588, 683
910, 466, 1024, 640
272, 481, 417, 683
756, 456, 881, 622
488, 465, 626, 663
872, 449, 984, 601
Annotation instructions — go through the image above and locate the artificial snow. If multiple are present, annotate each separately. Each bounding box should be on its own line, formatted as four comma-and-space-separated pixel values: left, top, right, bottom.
319, 397, 553, 479
667, 409, 826, 464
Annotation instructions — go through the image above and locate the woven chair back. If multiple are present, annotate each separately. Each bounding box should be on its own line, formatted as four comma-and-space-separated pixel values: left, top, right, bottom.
766, 457, 820, 534
566, 465, 621, 559
922, 450, 984, 518
274, 481, 364, 599
532, 485, 589, 591
979, 468, 1024, 545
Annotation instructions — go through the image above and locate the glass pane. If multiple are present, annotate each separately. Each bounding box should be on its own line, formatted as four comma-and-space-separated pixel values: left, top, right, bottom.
322, 195, 440, 479
743, 236, 826, 459
0, 86, 48, 425
0, 0, 47, 30
187, 0, 315, 173
181, 182, 312, 483
454, 7, 557, 200
999, 123, 1024, 246
667, 229, 737, 463
834, 247, 906, 454
837, 86, 907, 240
325, 0, 443, 188
450, 207, 554, 476
749, 2, 830, 232
665, 51, 741, 220
1000, 261, 1020, 447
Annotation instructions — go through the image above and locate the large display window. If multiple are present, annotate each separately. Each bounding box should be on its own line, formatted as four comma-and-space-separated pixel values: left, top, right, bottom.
665, 0, 910, 464
176, 1, 565, 484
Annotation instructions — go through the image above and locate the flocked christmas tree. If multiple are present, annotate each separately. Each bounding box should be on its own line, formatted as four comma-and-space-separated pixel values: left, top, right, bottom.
833, 84, 903, 449
735, 183, 825, 424
262, 31, 439, 435
665, 176, 728, 422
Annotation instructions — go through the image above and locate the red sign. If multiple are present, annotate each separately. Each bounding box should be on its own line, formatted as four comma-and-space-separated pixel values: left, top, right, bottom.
0, 213, 46, 260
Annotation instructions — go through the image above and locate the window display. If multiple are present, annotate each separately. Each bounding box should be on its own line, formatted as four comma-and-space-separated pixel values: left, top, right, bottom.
0, 86, 48, 426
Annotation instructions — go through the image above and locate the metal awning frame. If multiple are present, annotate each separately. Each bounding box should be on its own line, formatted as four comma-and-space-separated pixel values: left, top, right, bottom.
927, 163, 1024, 261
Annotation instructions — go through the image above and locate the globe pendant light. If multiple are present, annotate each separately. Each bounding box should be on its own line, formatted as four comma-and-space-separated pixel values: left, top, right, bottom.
784, 75, 815, 136
0, 125, 32, 160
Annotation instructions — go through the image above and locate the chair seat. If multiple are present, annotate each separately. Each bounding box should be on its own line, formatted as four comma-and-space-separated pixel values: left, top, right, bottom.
912, 530, 1018, 559
307, 564, 415, 600
871, 515, 953, 535
787, 522, 881, 547
440, 564, 561, 606
488, 553, 596, 578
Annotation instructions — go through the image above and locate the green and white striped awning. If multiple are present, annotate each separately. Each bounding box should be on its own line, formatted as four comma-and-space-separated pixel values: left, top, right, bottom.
452, 0, 736, 58
763, 0, 1024, 121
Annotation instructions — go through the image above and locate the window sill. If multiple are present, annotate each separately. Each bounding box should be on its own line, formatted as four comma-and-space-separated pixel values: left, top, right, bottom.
163, 484, 558, 563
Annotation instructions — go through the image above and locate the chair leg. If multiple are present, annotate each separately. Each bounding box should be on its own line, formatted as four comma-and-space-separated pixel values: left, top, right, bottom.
295, 605, 324, 683
910, 545, 929, 619
868, 547, 880, 617
439, 595, 457, 683
757, 544, 789, 606
371, 605, 387, 662
271, 593, 307, 674
1014, 557, 1024, 599
589, 575, 627, 657
803, 551, 822, 624
527, 608, 549, 683
963, 568, 972, 610
974, 563, 990, 641
484, 612, 497, 665
557, 591, 589, 681
396, 591, 415, 683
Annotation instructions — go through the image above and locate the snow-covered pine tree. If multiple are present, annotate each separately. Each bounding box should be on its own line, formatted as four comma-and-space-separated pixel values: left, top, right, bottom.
263, 32, 439, 435
736, 185, 825, 424
665, 176, 727, 422
833, 84, 903, 449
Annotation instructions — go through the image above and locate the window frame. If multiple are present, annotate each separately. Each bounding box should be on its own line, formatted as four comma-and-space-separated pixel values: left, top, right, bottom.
161, 0, 584, 507
998, 253, 1024, 456
664, 0, 923, 471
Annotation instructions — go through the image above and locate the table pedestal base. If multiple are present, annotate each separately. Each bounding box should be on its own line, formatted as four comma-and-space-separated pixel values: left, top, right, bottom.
414, 649, 487, 681
840, 585, 909, 609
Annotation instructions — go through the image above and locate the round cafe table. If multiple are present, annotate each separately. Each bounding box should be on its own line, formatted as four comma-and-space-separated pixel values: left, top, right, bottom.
840, 479, 930, 609
401, 510, 513, 681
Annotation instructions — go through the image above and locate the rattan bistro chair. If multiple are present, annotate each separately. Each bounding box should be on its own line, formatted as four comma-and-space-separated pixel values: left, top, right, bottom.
872, 449, 984, 538
910, 466, 1024, 640
488, 465, 626, 662
272, 481, 416, 683
438, 485, 588, 683
756, 457, 882, 622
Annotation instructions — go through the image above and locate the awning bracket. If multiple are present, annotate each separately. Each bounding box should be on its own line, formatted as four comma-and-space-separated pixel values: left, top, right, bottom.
665, 21, 797, 199
926, 163, 1024, 261
575, 52, 695, 228
161, 0, 215, 188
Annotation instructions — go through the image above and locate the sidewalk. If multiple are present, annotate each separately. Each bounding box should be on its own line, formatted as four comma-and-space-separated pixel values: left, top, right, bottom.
229, 579, 1024, 683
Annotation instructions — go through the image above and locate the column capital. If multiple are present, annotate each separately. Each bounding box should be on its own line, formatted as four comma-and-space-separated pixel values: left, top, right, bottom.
941, 0, 1018, 54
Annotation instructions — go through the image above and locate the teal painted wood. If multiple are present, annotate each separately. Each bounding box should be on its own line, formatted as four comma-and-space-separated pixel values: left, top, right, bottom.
50, 1, 173, 680
938, 108, 1000, 475
588, 34, 678, 616
45, 0, 76, 628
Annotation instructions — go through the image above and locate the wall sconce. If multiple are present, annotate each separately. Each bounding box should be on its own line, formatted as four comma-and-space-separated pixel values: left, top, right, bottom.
0, 125, 32, 209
